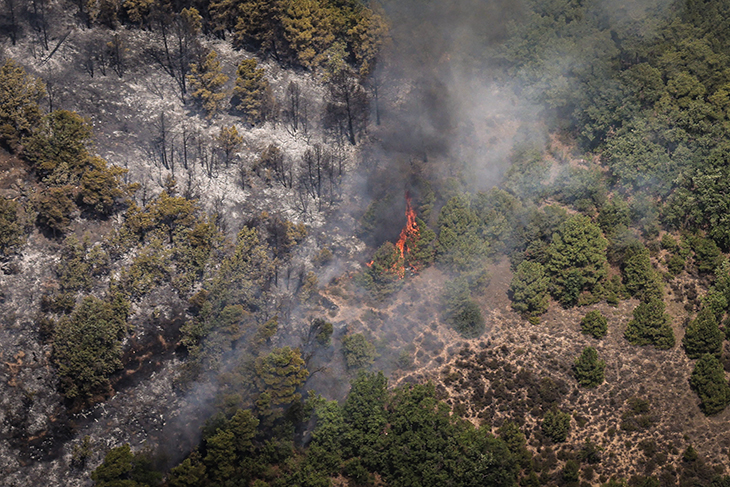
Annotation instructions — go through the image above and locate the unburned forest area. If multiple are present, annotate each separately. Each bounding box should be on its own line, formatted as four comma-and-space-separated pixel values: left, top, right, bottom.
4, 0, 730, 486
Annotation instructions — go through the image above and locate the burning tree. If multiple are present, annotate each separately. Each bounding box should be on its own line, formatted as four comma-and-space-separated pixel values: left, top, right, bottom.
405, 217, 436, 270
359, 193, 437, 298
398, 194, 436, 271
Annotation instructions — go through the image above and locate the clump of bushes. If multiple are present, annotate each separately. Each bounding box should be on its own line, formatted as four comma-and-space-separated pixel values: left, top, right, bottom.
0, 196, 26, 258
442, 277, 485, 338
342, 333, 378, 370
541, 408, 571, 442
620, 397, 656, 432
580, 310, 607, 339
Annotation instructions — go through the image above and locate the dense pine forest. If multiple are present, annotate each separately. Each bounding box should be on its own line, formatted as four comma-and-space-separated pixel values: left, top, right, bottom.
4, 0, 730, 486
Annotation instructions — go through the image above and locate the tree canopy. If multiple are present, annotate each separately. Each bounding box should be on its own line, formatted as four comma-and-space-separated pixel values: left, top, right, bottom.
545, 215, 608, 306
0, 58, 45, 151
188, 50, 229, 118
624, 298, 675, 349
509, 260, 550, 320
683, 308, 724, 359
52, 295, 129, 400
690, 354, 730, 415
573, 346, 606, 388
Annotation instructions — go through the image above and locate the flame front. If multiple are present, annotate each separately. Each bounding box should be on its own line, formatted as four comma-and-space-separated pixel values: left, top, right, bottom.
366, 192, 420, 278
396, 193, 418, 261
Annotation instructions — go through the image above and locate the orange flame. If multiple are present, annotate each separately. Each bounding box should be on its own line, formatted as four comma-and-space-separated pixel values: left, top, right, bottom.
366, 192, 420, 278
396, 192, 418, 261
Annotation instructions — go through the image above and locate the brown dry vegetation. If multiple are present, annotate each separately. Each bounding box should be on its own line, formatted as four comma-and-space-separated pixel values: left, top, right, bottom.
317, 256, 730, 483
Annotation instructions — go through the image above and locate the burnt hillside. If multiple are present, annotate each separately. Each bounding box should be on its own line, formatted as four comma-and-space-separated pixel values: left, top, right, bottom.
3, 0, 730, 486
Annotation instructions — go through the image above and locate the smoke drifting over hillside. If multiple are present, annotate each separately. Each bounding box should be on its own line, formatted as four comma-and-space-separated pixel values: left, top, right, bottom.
366, 0, 676, 202
2, 0, 708, 483
372, 0, 526, 187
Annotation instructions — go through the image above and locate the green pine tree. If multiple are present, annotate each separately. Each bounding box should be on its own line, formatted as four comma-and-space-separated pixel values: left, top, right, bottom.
509, 260, 550, 320
91, 444, 136, 487
0, 58, 46, 151
35, 186, 77, 236
188, 50, 230, 119
690, 354, 730, 415
24, 110, 94, 182
215, 125, 243, 168
233, 58, 272, 124
624, 298, 675, 349
280, 0, 335, 68
204, 429, 237, 484
358, 241, 404, 299
0, 197, 24, 258
573, 346, 606, 387
683, 308, 723, 359
622, 244, 663, 302
347, 3, 389, 77
209, 0, 238, 33
542, 408, 571, 442
233, 0, 284, 53
168, 450, 206, 487
442, 277, 486, 338
52, 295, 129, 400
546, 215, 608, 307
255, 346, 309, 408
436, 194, 489, 271
404, 217, 437, 271
79, 156, 127, 215
341, 333, 378, 370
